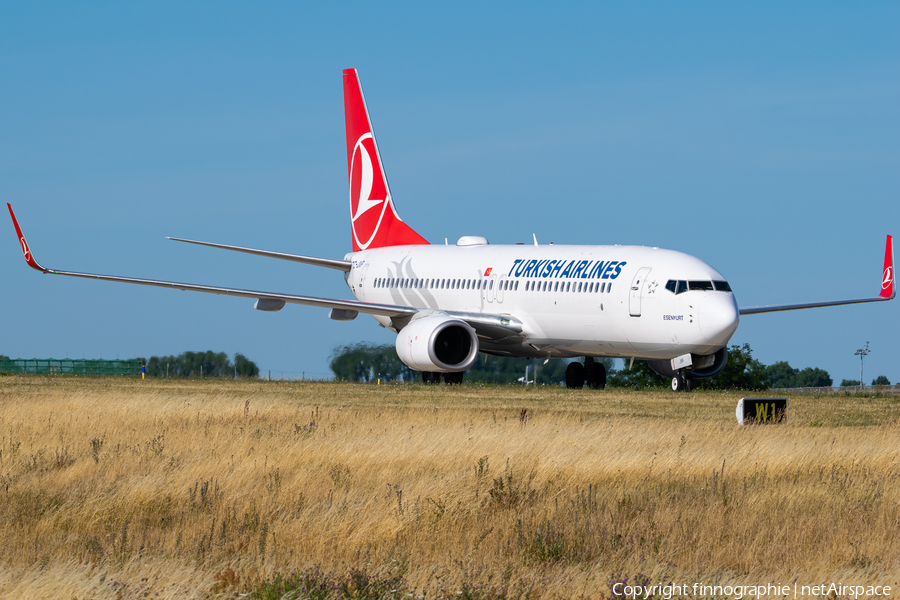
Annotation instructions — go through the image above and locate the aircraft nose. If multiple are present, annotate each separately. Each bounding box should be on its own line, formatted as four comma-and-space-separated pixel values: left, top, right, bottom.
699, 294, 739, 344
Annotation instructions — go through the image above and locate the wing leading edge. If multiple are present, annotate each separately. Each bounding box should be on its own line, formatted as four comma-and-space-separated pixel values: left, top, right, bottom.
739, 235, 894, 315
7, 203, 413, 319
166, 237, 352, 272
7, 204, 527, 341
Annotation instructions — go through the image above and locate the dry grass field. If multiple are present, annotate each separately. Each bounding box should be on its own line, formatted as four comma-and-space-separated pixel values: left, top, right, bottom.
0, 375, 898, 599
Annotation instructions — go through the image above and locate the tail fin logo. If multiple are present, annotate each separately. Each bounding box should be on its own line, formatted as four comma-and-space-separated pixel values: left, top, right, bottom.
883, 266, 893, 291
349, 132, 389, 250
20, 236, 30, 262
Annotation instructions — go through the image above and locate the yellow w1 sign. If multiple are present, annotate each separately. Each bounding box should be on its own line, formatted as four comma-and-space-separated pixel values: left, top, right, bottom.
736, 397, 788, 425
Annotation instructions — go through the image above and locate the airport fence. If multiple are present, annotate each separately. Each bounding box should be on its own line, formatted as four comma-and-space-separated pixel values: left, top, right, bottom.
770, 384, 900, 395
0, 358, 142, 376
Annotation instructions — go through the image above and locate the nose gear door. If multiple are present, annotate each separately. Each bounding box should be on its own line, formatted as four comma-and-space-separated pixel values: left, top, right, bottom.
629, 267, 651, 317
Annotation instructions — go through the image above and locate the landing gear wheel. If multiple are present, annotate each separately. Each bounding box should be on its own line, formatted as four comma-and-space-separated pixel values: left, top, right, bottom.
584, 357, 606, 389
422, 371, 440, 384
671, 373, 693, 392
593, 363, 607, 389
565, 362, 585, 389
442, 371, 464, 385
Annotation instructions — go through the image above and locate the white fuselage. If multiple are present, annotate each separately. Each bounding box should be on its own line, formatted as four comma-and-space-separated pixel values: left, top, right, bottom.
345, 241, 740, 361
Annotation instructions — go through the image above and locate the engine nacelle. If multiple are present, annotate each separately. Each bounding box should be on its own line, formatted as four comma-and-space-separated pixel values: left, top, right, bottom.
395, 315, 479, 373
646, 346, 729, 379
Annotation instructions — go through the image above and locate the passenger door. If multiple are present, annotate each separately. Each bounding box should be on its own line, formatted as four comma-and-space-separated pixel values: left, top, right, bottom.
629, 267, 651, 317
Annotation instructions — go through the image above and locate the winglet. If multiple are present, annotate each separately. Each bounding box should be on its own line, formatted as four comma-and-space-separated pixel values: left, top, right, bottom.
7, 204, 48, 273
880, 234, 894, 299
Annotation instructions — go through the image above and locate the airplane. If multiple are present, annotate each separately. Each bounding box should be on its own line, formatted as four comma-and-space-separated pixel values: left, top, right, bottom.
7, 69, 896, 391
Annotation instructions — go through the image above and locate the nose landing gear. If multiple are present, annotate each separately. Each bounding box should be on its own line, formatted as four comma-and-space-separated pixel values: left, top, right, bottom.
671, 371, 693, 392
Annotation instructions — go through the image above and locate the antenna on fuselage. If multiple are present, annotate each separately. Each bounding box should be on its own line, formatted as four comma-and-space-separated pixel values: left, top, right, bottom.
533, 234, 538, 246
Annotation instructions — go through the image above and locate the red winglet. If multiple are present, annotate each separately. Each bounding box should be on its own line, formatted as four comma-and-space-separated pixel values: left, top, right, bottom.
343, 68, 428, 252
881, 234, 894, 299
7, 204, 47, 272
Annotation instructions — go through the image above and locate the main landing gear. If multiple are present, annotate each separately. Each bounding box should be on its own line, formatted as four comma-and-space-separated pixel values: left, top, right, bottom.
671, 371, 693, 392
565, 357, 607, 390
422, 371, 464, 384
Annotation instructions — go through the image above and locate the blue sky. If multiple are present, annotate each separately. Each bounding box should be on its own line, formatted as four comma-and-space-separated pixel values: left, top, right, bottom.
2, 3, 898, 383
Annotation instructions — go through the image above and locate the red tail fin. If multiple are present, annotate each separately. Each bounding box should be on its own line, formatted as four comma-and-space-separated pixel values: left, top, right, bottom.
881, 234, 894, 299
343, 69, 428, 252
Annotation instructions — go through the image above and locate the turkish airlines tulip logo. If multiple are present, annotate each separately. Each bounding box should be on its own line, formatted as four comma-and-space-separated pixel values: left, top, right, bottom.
349, 132, 389, 250
883, 266, 893, 291
20, 236, 30, 262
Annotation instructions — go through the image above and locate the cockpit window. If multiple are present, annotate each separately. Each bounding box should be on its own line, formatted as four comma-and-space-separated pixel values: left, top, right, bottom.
667, 279, 731, 293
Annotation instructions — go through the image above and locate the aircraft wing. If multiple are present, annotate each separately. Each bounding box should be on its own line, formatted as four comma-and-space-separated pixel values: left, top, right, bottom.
7, 203, 414, 319
166, 237, 352, 272
739, 235, 894, 315
8, 204, 528, 343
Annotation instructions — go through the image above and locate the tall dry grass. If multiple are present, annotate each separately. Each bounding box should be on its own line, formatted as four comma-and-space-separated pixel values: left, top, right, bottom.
0, 376, 898, 599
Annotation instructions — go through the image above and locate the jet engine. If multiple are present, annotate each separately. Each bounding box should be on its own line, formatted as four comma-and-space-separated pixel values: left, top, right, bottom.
395, 315, 479, 373
645, 346, 729, 379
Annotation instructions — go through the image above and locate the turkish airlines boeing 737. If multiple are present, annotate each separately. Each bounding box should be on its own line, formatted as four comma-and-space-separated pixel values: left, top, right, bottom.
7, 69, 896, 391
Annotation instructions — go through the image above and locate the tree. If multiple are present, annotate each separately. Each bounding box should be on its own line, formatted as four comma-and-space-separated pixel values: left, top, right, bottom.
764, 360, 832, 389
327, 344, 615, 385
872, 375, 890, 386
607, 360, 664, 389
794, 367, 832, 387
145, 351, 258, 378
694, 343, 767, 391
765, 361, 799, 388
329, 343, 416, 382
234, 353, 260, 377
840, 379, 861, 387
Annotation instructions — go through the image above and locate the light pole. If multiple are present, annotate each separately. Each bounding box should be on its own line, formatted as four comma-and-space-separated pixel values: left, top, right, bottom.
854, 342, 870, 387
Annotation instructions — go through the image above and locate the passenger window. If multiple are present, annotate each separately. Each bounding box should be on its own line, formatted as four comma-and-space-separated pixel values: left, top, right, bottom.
489, 280, 494, 290
515, 281, 519, 291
